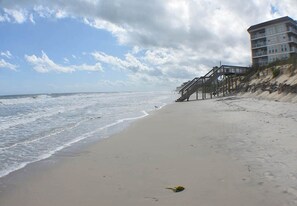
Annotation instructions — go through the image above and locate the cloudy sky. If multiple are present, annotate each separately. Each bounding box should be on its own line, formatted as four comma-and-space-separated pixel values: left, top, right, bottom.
0, 0, 297, 95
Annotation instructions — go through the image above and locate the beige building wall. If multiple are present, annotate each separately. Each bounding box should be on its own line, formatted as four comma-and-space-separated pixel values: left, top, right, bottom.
248, 16, 297, 66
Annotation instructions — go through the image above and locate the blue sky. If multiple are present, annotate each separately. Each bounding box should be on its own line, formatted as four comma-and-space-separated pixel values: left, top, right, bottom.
0, 17, 131, 94
0, 16, 133, 94
0, 0, 296, 95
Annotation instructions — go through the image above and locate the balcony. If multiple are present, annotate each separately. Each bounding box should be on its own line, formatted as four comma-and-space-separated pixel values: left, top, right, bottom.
254, 58, 268, 66
288, 37, 297, 44
290, 47, 297, 53
287, 27, 297, 34
253, 51, 268, 58
251, 33, 266, 40
252, 42, 267, 49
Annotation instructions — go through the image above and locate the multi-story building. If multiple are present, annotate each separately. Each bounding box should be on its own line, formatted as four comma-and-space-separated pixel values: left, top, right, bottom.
248, 16, 297, 66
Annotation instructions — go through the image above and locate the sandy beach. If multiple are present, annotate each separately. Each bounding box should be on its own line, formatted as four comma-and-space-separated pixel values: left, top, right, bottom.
1, 96, 297, 206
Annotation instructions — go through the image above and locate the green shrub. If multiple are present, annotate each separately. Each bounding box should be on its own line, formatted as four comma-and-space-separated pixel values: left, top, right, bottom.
271, 67, 280, 78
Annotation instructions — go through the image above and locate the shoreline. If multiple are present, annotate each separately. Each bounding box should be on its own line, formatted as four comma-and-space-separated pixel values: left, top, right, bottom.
0, 99, 171, 180
1, 96, 297, 205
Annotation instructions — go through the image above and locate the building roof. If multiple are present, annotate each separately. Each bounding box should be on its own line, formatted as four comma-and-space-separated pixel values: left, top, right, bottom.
247, 16, 296, 32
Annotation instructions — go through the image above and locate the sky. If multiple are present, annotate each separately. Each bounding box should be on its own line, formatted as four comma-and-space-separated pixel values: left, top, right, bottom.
0, 0, 297, 95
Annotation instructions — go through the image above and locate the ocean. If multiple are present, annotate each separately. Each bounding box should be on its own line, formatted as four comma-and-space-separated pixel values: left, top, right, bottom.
0, 91, 176, 178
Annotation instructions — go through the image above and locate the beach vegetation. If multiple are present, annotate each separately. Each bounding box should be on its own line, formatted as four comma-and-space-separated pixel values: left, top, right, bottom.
166, 186, 185, 193
271, 67, 280, 78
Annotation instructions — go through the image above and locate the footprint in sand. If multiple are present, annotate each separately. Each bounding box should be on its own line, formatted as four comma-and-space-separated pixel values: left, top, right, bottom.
284, 187, 297, 197
264, 171, 275, 180
289, 173, 297, 180
258, 182, 264, 186
241, 177, 251, 183
144, 197, 159, 202
255, 157, 266, 163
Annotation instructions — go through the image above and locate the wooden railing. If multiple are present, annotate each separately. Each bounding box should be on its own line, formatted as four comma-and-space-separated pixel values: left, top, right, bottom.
176, 65, 250, 102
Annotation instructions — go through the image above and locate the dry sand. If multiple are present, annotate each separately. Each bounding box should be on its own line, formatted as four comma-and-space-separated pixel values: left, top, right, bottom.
1, 96, 297, 206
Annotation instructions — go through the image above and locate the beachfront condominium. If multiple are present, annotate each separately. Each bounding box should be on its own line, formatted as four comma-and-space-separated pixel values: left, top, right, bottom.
248, 16, 297, 66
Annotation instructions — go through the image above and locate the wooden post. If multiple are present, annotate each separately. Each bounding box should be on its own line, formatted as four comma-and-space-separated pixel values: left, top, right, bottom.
222, 76, 225, 97
204, 84, 206, 99
210, 84, 213, 99
204, 80, 206, 100
202, 78, 204, 100
231, 76, 233, 92
205, 81, 207, 99
217, 80, 219, 97
196, 90, 198, 100
228, 76, 231, 94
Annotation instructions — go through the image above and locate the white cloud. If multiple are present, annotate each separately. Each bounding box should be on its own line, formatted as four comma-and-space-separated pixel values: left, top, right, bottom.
25, 51, 74, 73
270, 0, 297, 18
92, 51, 160, 76
83, 18, 128, 44
73, 63, 103, 72
33, 5, 56, 18
0, 59, 18, 71
29, 13, 35, 24
0, 13, 10, 23
25, 51, 103, 73
92, 51, 128, 70
98, 80, 129, 87
55, 9, 67, 19
3, 8, 27, 23
0, 15, 5, 22
63, 57, 69, 63
2, 1, 289, 62
2, 0, 297, 87
1, 50, 12, 59
92, 50, 202, 83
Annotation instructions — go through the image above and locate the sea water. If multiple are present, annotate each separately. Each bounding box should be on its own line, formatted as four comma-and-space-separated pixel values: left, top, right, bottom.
0, 91, 175, 178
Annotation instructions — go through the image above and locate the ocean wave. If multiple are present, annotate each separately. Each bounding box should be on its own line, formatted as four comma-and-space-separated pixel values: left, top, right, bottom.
0, 110, 150, 179
0, 91, 175, 179
0, 95, 52, 105
0, 102, 100, 132
0, 162, 29, 179
0, 118, 89, 151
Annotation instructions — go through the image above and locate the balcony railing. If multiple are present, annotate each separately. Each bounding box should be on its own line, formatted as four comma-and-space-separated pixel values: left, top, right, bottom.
251, 33, 266, 40
253, 51, 268, 57
289, 38, 297, 44
287, 27, 297, 34
252, 42, 267, 48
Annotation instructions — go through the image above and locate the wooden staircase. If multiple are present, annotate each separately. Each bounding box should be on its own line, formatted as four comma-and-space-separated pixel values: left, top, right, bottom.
176, 65, 250, 102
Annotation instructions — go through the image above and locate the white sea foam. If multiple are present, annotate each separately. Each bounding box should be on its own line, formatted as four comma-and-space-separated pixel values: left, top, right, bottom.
0, 91, 175, 179
96, 110, 149, 131
0, 102, 99, 132
0, 162, 29, 179
0, 118, 89, 151
0, 110, 151, 178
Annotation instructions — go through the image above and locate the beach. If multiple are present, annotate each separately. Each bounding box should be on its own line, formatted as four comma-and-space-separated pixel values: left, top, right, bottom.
1, 96, 297, 206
